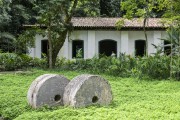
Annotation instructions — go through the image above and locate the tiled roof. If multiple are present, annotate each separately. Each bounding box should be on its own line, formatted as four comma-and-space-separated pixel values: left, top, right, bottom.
23, 17, 166, 29
71, 17, 165, 28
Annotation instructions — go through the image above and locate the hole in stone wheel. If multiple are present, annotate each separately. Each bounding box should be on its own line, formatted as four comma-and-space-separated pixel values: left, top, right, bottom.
54, 95, 61, 102
92, 96, 98, 103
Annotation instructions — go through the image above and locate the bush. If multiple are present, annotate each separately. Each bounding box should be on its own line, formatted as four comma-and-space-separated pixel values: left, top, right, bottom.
54, 54, 175, 80
0, 53, 47, 71
0, 53, 22, 71
171, 56, 180, 80
134, 55, 170, 79
0, 52, 176, 80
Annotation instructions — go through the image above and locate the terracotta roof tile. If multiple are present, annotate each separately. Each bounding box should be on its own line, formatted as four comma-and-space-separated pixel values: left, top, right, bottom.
71, 17, 165, 28
23, 17, 166, 28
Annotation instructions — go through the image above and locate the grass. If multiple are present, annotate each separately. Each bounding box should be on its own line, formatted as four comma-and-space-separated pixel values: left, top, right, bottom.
0, 69, 180, 120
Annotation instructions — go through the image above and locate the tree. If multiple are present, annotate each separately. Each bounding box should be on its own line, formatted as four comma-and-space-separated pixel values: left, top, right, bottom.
160, 0, 180, 27
121, 0, 165, 56
34, 0, 79, 68
0, 0, 15, 52
100, 0, 112, 17
110, 0, 123, 17
0, 0, 35, 53
100, 0, 123, 17
74, 0, 100, 17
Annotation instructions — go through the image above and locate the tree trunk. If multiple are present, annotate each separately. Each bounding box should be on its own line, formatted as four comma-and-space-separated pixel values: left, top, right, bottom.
143, 18, 148, 57
48, 30, 53, 69
47, 21, 53, 69
46, 0, 78, 68
51, 31, 68, 68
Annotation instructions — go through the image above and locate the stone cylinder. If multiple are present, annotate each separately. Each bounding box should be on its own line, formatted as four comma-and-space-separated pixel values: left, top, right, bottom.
27, 74, 69, 108
63, 74, 113, 107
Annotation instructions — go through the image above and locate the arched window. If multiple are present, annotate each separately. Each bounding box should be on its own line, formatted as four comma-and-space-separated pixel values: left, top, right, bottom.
99, 40, 117, 57
72, 40, 84, 58
41, 39, 48, 58
135, 40, 146, 57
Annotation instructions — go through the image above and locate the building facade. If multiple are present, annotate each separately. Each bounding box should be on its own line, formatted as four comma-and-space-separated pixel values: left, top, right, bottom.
28, 18, 167, 59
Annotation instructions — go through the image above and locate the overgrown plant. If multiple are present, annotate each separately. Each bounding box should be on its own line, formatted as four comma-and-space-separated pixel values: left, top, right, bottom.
0, 53, 46, 71
55, 54, 174, 80
161, 27, 180, 80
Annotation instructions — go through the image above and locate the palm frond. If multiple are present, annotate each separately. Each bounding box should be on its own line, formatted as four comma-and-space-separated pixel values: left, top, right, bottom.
0, 32, 15, 40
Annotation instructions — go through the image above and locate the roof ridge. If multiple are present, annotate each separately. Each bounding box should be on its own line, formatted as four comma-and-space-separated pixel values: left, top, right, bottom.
23, 18, 167, 29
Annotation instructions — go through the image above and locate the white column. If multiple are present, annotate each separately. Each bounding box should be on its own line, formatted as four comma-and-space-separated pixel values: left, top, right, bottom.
84, 34, 88, 59
153, 31, 162, 53
117, 32, 121, 57
88, 31, 96, 58
28, 48, 35, 58
120, 31, 129, 54
35, 35, 42, 58
63, 37, 69, 59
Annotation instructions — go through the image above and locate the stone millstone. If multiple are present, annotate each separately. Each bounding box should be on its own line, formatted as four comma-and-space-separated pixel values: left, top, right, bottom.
27, 74, 69, 108
63, 74, 113, 107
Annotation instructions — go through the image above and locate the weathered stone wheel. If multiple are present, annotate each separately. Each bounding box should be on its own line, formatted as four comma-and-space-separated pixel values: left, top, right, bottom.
63, 74, 113, 107
27, 74, 69, 108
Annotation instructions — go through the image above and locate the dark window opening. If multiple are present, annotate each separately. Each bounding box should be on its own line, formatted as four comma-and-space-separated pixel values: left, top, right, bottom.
135, 40, 146, 57
164, 41, 171, 55
99, 40, 117, 57
72, 40, 84, 58
41, 40, 48, 58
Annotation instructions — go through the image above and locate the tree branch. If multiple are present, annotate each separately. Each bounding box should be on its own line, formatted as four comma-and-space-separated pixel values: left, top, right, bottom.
66, 0, 78, 22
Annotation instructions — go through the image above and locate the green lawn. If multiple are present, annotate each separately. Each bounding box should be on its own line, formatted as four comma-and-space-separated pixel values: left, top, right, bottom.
0, 69, 180, 120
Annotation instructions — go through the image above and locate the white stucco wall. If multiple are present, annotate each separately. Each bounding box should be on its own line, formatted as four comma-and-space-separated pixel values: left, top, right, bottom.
121, 31, 129, 54
88, 31, 96, 58
29, 30, 167, 59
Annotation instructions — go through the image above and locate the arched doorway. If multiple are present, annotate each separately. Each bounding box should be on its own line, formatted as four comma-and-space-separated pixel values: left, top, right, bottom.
72, 40, 84, 58
99, 40, 117, 57
135, 40, 146, 57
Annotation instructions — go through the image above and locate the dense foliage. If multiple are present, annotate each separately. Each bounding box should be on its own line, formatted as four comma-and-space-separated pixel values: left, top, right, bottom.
55, 54, 178, 80
0, 69, 180, 120
0, 53, 46, 71
0, 0, 35, 53
74, 0, 100, 17
1, 52, 179, 80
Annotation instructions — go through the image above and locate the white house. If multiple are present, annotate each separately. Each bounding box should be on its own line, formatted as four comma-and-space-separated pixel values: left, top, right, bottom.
28, 17, 168, 59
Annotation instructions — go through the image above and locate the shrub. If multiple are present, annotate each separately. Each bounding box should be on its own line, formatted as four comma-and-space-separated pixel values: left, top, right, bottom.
0, 53, 22, 71
134, 55, 170, 79
0, 53, 47, 71
30, 57, 47, 68
0, 53, 173, 80
54, 54, 176, 80
171, 56, 180, 80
